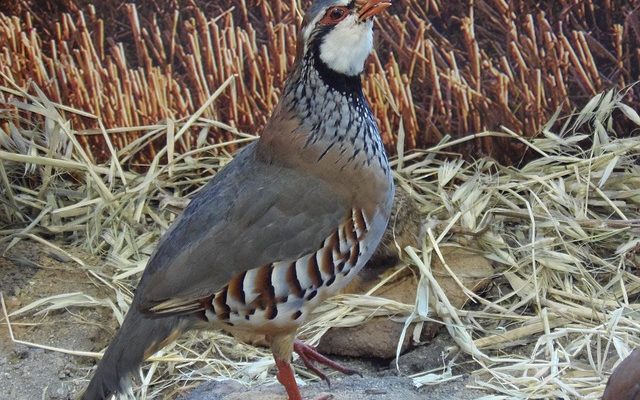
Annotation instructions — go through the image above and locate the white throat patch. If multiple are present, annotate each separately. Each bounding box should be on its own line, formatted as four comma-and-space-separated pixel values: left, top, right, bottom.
318, 16, 374, 76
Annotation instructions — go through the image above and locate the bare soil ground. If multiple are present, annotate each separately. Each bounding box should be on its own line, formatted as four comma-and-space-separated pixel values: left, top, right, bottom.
0, 241, 114, 399
0, 241, 489, 400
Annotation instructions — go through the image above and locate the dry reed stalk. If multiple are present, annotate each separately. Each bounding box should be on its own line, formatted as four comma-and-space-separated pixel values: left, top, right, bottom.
1, 0, 639, 164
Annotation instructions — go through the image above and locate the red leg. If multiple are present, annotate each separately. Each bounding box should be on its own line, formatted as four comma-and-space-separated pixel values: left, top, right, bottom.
293, 340, 362, 387
275, 358, 303, 400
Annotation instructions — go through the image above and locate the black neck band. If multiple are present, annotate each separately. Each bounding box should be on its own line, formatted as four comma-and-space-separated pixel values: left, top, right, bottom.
307, 26, 364, 97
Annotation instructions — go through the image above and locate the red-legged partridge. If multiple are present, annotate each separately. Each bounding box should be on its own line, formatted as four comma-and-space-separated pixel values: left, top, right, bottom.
82, 1, 394, 399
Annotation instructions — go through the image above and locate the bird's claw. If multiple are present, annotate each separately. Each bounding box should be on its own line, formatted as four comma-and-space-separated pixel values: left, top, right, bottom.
293, 339, 362, 388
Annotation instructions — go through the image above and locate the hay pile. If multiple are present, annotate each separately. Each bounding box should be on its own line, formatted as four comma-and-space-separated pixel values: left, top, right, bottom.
1, 0, 639, 163
2, 74, 640, 398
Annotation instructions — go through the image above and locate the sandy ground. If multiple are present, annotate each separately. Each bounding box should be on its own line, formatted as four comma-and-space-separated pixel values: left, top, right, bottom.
0, 241, 491, 400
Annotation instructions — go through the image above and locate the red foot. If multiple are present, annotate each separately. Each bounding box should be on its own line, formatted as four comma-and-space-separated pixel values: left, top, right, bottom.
275, 358, 303, 400
293, 339, 362, 387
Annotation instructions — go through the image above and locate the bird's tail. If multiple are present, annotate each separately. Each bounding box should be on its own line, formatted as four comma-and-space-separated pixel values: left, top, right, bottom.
81, 306, 189, 400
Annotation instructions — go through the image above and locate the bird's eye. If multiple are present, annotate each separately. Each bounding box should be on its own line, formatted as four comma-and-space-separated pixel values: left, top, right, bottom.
329, 8, 345, 20
319, 6, 349, 24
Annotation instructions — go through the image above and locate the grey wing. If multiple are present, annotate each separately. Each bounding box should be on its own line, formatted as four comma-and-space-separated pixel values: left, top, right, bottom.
136, 143, 348, 311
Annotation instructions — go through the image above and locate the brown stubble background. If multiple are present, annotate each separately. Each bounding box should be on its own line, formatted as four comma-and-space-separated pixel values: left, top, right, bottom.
1, 0, 639, 164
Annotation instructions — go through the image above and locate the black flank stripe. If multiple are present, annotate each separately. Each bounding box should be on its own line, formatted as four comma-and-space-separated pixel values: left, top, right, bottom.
266, 304, 278, 320
306, 290, 317, 301
307, 255, 323, 288
265, 265, 276, 300
239, 271, 247, 304
286, 262, 304, 297
292, 310, 302, 320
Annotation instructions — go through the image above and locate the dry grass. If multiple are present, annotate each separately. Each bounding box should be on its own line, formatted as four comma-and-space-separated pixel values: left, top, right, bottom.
1, 0, 639, 163
1, 74, 640, 399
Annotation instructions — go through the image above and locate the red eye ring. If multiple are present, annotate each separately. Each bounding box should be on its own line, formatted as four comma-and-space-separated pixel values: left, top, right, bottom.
320, 6, 350, 24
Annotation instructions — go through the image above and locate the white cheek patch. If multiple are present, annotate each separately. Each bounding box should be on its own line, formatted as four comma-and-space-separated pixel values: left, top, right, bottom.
319, 17, 374, 76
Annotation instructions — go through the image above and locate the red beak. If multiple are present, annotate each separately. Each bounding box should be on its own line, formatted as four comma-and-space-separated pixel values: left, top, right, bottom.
357, 0, 392, 21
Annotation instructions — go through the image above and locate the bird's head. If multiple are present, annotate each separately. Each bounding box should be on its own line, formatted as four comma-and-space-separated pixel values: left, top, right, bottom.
299, 0, 391, 77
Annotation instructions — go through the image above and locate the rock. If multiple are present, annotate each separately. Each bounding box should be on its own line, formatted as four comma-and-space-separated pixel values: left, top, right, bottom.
395, 332, 452, 374
318, 246, 494, 359
430, 246, 494, 307
47, 381, 72, 399
317, 268, 434, 359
